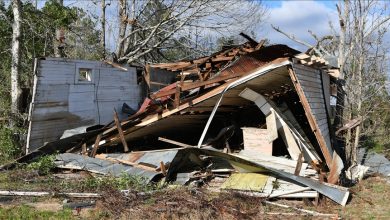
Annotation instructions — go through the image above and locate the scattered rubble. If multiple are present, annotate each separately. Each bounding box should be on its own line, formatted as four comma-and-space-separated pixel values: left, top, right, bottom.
2, 37, 355, 211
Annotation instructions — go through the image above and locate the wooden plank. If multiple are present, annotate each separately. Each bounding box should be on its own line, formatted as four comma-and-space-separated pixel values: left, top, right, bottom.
95, 154, 157, 171
114, 110, 129, 152
174, 82, 181, 108
82, 143, 87, 155
158, 137, 192, 148
294, 153, 304, 176
241, 128, 273, 156
103, 60, 128, 71
90, 133, 102, 157
151, 71, 243, 99
160, 161, 167, 176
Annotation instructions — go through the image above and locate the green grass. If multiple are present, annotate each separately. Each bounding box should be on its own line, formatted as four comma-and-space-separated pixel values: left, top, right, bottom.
0, 205, 74, 219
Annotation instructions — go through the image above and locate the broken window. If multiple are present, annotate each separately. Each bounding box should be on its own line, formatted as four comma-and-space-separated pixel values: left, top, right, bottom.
78, 68, 92, 82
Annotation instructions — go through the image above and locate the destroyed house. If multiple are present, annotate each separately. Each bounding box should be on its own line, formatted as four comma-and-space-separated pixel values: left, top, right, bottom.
97, 42, 342, 180
15, 38, 350, 206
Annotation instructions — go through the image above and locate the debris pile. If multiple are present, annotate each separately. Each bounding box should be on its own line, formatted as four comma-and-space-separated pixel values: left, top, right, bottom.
2, 36, 351, 206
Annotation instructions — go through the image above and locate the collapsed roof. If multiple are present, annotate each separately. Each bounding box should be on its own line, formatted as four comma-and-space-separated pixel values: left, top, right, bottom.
2, 37, 348, 205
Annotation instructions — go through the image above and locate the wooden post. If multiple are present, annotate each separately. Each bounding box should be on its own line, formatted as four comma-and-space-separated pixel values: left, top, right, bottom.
160, 161, 167, 176
174, 82, 181, 108
90, 134, 102, 157
81, 143, 87, 155
114, 109, 129, 152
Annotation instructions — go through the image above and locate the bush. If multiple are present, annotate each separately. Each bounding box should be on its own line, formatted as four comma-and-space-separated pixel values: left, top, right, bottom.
27, 155, 56, 175
0, 126, 21, 164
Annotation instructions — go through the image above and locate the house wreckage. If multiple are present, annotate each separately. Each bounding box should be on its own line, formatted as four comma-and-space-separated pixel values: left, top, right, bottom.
2, 35, 352, 206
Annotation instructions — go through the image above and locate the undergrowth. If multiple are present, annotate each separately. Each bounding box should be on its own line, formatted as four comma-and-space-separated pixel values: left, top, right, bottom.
0, 205, 74, 219
27, 154, 56, 175
0, 126, 21, 164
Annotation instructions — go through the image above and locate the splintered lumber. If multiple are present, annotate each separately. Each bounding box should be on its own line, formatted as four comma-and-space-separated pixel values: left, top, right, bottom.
268, 187, 311, 198
294, 53, 310, 60
160, 161, 167, 176
114, 110, 129, 152
103, 60, 128, 71
158, 137, 192, 148
198, 149, 349, 206
264, 201, 339, 218
82, 143, 87, 155
294, 153, 304, 176
95, 154, 157, 172
0, 190, 101, 198
90, 133, 102, 157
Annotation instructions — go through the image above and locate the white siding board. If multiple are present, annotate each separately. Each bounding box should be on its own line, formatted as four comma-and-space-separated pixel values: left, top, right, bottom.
294, 65, 333, 158
27, 59, 142, 152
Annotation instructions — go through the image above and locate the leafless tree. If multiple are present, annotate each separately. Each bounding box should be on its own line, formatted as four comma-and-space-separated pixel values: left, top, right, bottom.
111, 0, 267, 64
272, 0, 390, 168
10, 0, 22, 126
54, 0, 65, 57
100, 0, 109, 59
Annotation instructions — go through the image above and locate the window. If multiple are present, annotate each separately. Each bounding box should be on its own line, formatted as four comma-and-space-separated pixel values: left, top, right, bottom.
78, 68, 92, 82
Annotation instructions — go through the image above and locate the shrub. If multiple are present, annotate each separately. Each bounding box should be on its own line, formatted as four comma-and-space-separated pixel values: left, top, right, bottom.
27, 155, 56, 175
0, 126, 21, 164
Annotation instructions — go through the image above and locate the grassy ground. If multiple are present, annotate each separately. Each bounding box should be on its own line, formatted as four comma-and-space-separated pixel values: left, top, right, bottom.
0, 168, 389, 219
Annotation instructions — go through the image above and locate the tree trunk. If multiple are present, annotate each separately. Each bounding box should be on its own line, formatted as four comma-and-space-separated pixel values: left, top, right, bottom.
115, 0, 127, 58
11, 0, 22, 126
54, 0, 65, 57
100, 0, 106, 59
334, 1, 349, 131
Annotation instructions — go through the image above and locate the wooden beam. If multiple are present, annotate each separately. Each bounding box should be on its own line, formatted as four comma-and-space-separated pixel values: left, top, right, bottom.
158, 137, 192, 148
160, 161, 167, 176
114, 110, 129, 152
90, 134, 102, 158
294, 53, 310, 60
103, 60, 128, 71
81, 143, 87, 155
294, 153, 304, 176
151, 73, 242, 99
174, 82, 181, 108
95, 154, 157, 171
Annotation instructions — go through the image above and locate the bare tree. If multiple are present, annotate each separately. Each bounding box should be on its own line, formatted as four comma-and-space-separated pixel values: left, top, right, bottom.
271, 0, 390, 168
100, 0, 110, 59
10, 0, 22, 126
112, 0, 267, 64
54, 0, 65, 57
115, 0, 127, 58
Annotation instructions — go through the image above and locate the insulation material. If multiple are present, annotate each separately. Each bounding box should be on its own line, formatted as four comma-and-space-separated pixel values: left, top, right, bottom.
221, 173, 269, 192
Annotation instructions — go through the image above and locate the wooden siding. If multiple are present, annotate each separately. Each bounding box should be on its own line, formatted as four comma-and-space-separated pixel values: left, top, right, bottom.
27, 58, 141, 152
293, 64, 332, 160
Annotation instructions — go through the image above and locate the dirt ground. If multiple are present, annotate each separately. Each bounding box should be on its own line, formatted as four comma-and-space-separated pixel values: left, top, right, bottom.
0, 171, 389, 219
